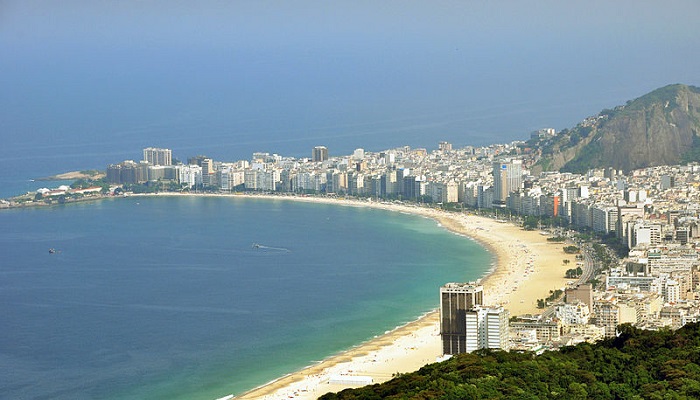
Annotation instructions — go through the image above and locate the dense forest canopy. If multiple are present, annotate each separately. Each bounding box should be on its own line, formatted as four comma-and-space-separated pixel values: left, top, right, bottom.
320, 323, 700, 399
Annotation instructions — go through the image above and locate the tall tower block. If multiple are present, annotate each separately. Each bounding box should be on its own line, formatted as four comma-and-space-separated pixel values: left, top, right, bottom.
440, 282, 484, 355
312, 146, 329, 162
143, 147, 172, 166
492, 159, 522, 206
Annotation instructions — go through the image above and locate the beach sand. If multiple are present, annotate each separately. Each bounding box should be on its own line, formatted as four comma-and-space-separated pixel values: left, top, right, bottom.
143, 194, 571, 400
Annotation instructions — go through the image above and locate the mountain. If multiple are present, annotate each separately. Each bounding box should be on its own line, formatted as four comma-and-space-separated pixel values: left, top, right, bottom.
320, 323, 700, 399
531, 84, 700, 173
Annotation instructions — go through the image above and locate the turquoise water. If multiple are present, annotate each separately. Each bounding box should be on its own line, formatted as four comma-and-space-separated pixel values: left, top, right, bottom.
2, 3, 697, 398
0, 196, 491, 399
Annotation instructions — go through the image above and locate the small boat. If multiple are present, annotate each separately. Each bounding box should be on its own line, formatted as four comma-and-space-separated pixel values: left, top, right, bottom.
252, 243, 261, 249
49, 248, 56, 254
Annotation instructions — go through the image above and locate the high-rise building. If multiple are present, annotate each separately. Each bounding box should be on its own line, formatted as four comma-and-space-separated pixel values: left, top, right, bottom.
492, 159, 522, 206
143, 147, 172, 166
312, 146, 329, 162
178, 164, 202, 188
440, 282, 484, 355
201, 158, 214, 186
438, 141, 452, 152
106, 160, 149, 184
465, 305, 510, 352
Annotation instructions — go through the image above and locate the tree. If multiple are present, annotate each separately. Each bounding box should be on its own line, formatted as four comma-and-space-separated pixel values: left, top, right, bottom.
523, 216, 539, 230
320, 323, 700, 400
564, 245, 580, 254
567, 382, 589, 399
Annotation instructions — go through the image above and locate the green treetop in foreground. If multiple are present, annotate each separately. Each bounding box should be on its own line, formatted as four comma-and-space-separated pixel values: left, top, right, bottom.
321, 323, 700, 399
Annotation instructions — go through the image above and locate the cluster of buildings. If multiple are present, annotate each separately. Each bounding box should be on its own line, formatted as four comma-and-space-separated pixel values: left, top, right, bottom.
439, 282, 509, 354
106, 143, 521, 205
511, 163, 700, 346
442, 275, 697, 355
35, 185, 103, 199
438, 159, 700, 353
105, 138, 700, 352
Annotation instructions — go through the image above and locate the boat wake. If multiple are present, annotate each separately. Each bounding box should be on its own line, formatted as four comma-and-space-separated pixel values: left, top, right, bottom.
251, 243, 290, 253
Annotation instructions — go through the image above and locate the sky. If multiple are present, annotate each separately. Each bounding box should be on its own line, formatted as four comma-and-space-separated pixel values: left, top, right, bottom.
1, 0, 699, 169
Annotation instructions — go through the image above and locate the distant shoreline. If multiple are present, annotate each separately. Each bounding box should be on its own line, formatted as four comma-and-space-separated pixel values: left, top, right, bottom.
0, 191, 113, 210
35, 170, 105, 181
1, 189, 571, 399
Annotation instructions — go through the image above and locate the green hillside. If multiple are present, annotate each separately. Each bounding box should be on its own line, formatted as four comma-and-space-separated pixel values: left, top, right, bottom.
320, 323, 700, 399
532, 84, 700, 173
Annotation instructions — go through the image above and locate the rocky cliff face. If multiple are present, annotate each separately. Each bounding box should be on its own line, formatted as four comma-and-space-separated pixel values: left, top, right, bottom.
534, 84, 700, 173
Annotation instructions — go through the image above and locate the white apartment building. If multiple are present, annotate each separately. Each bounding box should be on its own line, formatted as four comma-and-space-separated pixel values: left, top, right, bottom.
464, 305, 509, 352
219, 166, 245, 191
556, 301, 591, 325
143, 147, 172, 166
178, 165, 202, 188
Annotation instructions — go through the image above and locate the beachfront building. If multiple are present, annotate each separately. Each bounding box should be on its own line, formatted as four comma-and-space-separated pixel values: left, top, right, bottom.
106, 160, 149, 184
465, 305, 510, 352
143, 147, 172, 166
146, 165, 178, 182
201, 158, 214, 186
178, 165, 202, 189
440, 282, 484, 355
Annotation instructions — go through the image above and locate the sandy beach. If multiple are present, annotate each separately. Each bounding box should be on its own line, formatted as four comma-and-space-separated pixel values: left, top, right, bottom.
142, 193, 572, 400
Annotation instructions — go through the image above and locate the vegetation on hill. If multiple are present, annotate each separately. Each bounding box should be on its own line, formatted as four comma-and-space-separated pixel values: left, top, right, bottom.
531, 84, 700, 173
320, 323, 700, 399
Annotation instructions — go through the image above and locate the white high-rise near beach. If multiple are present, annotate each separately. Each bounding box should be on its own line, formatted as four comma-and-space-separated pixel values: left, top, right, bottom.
143, 147, 172, 166
465, 305, 510, 352
440, 282, 510, 354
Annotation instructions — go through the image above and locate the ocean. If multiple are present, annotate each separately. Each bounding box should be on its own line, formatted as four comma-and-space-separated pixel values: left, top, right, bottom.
2, 3, 699, 398
0, 196, 491, 399
4, 3, 699, 200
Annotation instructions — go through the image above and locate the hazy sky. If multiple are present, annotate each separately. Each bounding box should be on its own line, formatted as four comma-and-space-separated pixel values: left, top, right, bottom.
1, 0, 699, 165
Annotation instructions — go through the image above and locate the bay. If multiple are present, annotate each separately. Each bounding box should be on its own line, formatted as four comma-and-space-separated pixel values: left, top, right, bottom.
0, 196, 491, 399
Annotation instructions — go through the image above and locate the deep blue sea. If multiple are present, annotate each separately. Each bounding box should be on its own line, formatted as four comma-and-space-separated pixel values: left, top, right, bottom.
0, 196, 491, 399
2, 3, 699, 398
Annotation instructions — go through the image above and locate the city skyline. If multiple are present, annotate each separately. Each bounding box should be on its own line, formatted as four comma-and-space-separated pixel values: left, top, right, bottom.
3, 2, 699, 180
3, 2, 700, 398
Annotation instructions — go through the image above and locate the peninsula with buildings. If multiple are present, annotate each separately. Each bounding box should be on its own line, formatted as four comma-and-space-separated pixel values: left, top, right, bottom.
5, 83, 700, 398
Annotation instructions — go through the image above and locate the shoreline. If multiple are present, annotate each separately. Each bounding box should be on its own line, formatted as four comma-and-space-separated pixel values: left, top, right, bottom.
2, 190, 571, 398
130, 192, 571, 399
36, 170, 105, 181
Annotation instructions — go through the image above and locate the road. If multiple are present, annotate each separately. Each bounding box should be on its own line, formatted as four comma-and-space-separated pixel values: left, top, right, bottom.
540, 242, 597, 320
